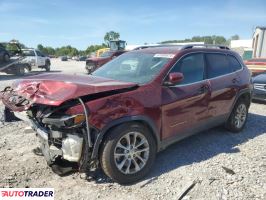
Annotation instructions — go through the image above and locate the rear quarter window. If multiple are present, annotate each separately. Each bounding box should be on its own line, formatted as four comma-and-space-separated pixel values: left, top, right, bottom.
228, 55, 242, 71
206, 53, 231, 78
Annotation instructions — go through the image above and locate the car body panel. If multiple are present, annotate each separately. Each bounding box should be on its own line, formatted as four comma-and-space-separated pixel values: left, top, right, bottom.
161, 80, 211, 140
207, 73, 239, 118
65, 83, 162, 134
252, 73, 266, 101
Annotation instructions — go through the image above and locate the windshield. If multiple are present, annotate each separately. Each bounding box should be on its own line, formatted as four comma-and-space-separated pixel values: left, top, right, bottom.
92, 52, 173, 84
100, 51, 113, 58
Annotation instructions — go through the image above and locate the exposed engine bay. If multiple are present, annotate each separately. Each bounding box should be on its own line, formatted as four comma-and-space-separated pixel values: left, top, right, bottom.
1, 86, 97, 176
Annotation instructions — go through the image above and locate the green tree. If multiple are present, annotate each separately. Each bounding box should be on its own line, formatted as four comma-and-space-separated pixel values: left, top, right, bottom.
5, 39, 26, 55
85, 43, 108, 55
46, 47, 55, 55
231, 35, 240, 40
160, 35, 227, 45
37, 44, 44, 51
104, 31, 120, 45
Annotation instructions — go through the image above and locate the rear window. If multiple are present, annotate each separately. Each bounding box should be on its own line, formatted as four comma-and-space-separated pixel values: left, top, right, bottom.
228, 55, 242, 71
206, 53, 231, 78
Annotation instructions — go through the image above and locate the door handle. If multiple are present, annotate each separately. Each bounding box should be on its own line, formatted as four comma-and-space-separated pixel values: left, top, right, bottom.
232, 78, 240, 84
198, 85, 209, 94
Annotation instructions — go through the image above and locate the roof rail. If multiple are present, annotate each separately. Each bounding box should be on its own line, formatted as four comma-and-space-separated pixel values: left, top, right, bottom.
132, 44, 230, 51
181, 44, 230, 50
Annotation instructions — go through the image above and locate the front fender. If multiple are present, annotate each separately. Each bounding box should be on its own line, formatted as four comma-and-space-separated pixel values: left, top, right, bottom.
90, 115, 160, 159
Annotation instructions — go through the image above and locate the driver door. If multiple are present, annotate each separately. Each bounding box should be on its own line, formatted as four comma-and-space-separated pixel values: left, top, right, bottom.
36, 50, 45, 66
161, 53, 211, 141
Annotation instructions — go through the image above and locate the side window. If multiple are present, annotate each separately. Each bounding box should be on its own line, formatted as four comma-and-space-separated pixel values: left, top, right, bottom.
205, 53, 231, 78
36, 51, 43, 57
170, 53, 205, 85
228, 55, 242, 71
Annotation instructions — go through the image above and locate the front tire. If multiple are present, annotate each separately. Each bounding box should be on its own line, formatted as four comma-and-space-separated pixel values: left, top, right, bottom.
100, 123, 156, 184
3, 53, 10, 62
225, 99, 248, 133
14, 66, 25, 75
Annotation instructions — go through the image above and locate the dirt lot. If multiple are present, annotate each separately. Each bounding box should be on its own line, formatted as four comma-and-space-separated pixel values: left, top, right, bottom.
0, 59, 266, 200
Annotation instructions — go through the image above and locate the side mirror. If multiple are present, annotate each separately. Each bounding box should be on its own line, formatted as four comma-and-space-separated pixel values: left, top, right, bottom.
164, 72, 184, 86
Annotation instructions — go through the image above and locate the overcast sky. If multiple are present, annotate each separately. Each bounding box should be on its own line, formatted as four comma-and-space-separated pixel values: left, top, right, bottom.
0, 0, 265, 50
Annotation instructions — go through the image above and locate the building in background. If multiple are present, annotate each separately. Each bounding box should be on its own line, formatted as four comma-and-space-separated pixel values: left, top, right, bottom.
230, 39, 253, 60
252, 26, 266, 58
230, 40, 252, 48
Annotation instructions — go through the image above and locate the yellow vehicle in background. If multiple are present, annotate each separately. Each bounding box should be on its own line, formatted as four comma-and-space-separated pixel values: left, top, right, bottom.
96, 48, 110, 57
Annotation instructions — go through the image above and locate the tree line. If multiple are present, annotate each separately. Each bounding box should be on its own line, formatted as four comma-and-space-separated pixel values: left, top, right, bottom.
36, 31, 120, 57
160, 35, 240, 45
7, 32, 240, 57
37, 44, 109, 57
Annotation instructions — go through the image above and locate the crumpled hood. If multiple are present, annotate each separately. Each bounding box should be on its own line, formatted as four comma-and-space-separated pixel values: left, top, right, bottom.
10, 73, 138, 106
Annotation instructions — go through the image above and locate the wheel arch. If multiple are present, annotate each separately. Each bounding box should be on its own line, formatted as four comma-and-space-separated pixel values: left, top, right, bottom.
45, 59, 51, 65
229, 88, 252, 117
91, 115, 160, 160
235, 89, 252, 108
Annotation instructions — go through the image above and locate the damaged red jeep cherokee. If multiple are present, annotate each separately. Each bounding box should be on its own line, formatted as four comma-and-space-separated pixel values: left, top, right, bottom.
0, 44, 252, 184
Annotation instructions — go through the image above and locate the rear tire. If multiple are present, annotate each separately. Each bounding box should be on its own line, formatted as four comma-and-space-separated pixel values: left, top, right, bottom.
45, 60, 51, 72
225, 99, 248, 133
100, 123, 156, 184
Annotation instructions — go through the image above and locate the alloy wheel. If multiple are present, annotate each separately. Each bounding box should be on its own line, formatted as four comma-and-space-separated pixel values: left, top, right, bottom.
234, 103, 247, 129
114, 131, 150, 174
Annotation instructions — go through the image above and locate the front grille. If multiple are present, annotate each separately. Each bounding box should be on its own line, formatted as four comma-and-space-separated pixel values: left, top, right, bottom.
254, 83, 266, 92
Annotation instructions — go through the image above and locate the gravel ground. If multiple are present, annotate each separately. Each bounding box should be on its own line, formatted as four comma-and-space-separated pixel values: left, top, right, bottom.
0, 60, 266, 200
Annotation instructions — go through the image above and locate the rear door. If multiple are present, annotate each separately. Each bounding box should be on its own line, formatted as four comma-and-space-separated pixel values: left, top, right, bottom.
161, 53, 211, 140
205, 53, 240, 120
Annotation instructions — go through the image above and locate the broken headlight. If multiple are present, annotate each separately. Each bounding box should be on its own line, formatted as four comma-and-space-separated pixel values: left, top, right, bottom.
42, 114, 86, 128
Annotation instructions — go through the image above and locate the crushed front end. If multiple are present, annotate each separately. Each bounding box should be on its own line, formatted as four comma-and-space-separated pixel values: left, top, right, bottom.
0, 86, 96, 175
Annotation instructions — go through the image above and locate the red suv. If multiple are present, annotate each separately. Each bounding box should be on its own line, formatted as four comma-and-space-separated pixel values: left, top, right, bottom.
1, 44, 252, 184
